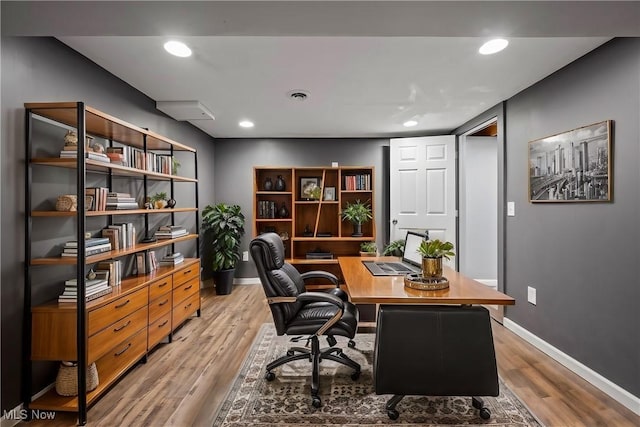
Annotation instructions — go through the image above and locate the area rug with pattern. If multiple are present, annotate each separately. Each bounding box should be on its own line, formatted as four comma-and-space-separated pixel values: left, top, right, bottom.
213, 324, 543, 426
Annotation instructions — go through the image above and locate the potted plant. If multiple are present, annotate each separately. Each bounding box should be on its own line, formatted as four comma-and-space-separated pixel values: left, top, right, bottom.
150, 192, 167, 209
341, 199, 373, 237
417, 239, 455, 279
359, 241, 377, 257
201, 203, 245, 295
383, 239, 405, 257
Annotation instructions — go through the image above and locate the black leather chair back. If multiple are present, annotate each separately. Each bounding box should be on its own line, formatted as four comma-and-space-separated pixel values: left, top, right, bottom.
250, 233, 306, 335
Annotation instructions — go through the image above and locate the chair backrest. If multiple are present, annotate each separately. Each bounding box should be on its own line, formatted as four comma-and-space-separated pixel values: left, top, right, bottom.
249, 233, 306, 334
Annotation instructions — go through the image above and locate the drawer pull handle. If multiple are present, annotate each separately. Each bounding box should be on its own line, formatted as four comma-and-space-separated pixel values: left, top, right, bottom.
158, 320, 169, 328
115, 299, 130, 309
183, 269, 192, 275
114, 343, 131, 357
183, 285, 193, 291
159, 299, 169, 306
113, 320, 131, 332
158, 282, 168, 288
185, 302, 192, 309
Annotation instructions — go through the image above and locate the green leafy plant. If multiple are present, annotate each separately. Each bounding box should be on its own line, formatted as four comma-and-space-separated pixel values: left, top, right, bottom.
202, 203, 245, 271
171, 157, 181, 175
383, 239, 405, 256
417, 239, 455, 260
360, 241, 377, 253
149, 192, 167, 203
341, 199, 373, 225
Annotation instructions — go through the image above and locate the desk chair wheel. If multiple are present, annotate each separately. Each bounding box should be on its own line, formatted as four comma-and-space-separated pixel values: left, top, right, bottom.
472, 397, 491, 420
348, 339, 356, 348
479, 408, 491, 420
265, 371, 276, 381
312, 396, 322, 408
387, 409, 399, 420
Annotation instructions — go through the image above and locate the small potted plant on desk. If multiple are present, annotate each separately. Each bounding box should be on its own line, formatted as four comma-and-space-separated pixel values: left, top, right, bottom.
359, 241, 378, 257
417, 239, 455, 280
341, 199, 372, 237
383, 239, 405, 257
202, 203, 245, 295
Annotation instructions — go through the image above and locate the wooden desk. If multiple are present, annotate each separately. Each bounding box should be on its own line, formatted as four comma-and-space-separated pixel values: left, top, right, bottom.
338, 256, 515, 306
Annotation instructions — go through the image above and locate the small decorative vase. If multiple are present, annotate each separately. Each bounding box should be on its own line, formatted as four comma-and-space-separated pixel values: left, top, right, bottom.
166, 198, 176, 208
422, 257, 443, 279
278, 202, 289, 218
274, 175, 286, 191
264, 177, 273, 191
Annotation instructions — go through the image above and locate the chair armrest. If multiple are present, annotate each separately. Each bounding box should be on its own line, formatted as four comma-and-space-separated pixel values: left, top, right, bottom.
300, 271, 339, 286
297, 292, 344, 310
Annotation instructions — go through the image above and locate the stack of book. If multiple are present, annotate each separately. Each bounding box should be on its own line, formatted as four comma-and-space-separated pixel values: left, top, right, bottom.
102, 223, 135, 250
58, 278, 112, 303
160, 252, 184, 267
60, 149, 111, 163
154, 225, 188, 239
61, 237, 112, 257
105, 147, 127, 165
96, 259, 122, 286
106, 192, 139, 210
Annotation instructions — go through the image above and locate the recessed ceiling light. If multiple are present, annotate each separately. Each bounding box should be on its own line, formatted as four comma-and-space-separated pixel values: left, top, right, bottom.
403, 120, 418, 127
479, 39, 509, 55
164, 40, 192, 58
239, 120, 254, 128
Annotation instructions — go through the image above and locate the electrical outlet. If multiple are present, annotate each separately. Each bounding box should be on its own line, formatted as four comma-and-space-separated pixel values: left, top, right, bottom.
527, 286, 537, 305
242, 251, 249, 262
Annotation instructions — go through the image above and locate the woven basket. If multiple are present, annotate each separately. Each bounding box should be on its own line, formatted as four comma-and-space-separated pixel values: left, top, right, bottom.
55, 362, 99, 396
55, 195, 77, 212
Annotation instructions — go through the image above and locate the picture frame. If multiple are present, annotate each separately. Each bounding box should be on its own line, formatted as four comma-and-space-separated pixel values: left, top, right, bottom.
529, 120, 612, 202
323, 186, 336, 201
299, 177, 322, 200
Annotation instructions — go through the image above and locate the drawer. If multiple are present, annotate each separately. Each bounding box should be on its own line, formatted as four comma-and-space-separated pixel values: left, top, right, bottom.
88, 288, 148, 336
148, 312, 171, 349
95, 328, 147, 385
148, 293, 172, 325
149, 276, 172, 301
172, 291, 200, 331
172, 278, 199, 305
173, 262, 199, 288
88, 306, 147, 363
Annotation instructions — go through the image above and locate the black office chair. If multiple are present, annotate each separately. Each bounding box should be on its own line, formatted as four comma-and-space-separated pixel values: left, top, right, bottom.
250, 232, 361, 408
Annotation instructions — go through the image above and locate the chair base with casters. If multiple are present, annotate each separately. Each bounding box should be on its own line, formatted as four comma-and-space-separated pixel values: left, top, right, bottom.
374, 304, 498, 420
250, 232, 361, 408
265, 334, 361, 408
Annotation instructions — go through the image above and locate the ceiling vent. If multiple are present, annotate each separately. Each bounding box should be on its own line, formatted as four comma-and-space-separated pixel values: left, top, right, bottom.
156, 101, 215, 121
287, 90, 310, 101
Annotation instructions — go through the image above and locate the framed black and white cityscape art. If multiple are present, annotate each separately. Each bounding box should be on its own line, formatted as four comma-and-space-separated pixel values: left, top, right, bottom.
528, 120, 612, 202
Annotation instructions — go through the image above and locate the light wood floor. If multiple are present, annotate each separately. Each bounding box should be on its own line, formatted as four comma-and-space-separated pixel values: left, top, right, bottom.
22, 284, 639, 426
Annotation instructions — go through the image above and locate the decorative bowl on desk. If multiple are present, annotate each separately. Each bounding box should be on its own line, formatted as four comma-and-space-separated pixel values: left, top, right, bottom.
404, 273, 449, 291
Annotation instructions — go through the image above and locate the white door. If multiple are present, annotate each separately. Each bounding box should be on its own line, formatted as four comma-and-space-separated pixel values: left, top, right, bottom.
390, 136, 456, 267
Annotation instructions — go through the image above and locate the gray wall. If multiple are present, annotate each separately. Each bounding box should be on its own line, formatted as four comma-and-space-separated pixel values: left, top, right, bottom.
1, 37, 216, 411
212, 138, 389, 279
503, 38, 639, 396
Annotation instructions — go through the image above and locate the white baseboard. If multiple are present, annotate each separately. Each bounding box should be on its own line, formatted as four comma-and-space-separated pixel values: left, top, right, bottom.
233, 277, 260, 285
504, 318, 640, 416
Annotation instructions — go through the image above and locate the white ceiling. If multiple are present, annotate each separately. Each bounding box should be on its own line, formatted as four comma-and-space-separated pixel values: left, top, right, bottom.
5, 1, 639, 138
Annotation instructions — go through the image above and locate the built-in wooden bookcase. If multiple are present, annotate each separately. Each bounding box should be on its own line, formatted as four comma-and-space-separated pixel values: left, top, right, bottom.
253, 166, 375, 283
24, 102, 200, 423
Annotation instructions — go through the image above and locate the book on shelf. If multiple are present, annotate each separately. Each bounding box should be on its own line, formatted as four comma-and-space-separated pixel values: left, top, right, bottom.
136, 251, 159, 275
85, 187, 108, 211
59, 151, 111, 163
101, 228, 120, 252
154, 225, 188, 239
62, 242, 112, 255
106, 202, 140, 210
160, 252, 184, 266
59, 286, 113, 303
96, 259, 122, 286
108, 223, 135, 249
64, 237, 110, 248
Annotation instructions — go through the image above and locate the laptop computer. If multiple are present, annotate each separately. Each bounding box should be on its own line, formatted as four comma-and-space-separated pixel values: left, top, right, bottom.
363, 231, 427, 276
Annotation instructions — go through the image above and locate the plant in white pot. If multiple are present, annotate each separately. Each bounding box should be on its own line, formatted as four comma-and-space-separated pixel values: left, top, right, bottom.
202, 203, 245, 295
417, 239, 455, 279
341, 199, 372, 237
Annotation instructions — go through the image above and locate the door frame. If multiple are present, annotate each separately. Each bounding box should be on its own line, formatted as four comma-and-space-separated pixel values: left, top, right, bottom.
453, 102, 507, 319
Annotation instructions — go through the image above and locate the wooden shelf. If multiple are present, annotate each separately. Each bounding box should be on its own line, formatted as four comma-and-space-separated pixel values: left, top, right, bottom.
32, 208, 198, 217
256, 191, 292, 195
31, 234, 198, 265
31, 158, 197, 182
255, 218, 292, 222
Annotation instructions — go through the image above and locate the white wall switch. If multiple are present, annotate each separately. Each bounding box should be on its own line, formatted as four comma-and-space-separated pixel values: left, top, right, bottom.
242, 251, 249, 262
527, 286, 537, 305
507, 201, 515, 217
